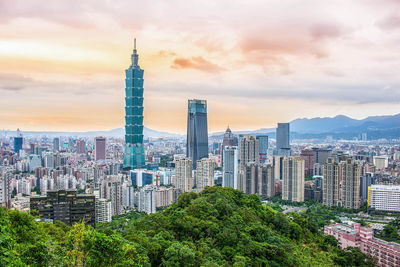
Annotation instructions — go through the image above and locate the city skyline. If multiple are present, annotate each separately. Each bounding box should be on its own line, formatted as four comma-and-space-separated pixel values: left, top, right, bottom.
1, 0, 400, 133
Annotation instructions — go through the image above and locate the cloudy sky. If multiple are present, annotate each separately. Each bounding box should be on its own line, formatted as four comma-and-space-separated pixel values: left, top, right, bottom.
0, 0, 399, 134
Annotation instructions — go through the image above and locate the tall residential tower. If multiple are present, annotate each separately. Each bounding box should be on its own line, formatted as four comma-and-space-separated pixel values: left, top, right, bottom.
123, 39, 145, 169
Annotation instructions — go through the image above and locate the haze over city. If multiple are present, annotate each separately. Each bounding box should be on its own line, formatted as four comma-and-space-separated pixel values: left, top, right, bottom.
1, 0, 400, 133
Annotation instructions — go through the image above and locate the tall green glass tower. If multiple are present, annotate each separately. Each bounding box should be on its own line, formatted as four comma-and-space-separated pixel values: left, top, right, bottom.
123, 39, 145, 170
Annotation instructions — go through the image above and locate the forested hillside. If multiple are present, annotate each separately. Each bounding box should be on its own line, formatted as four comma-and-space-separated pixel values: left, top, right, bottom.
1, 187, 376, 266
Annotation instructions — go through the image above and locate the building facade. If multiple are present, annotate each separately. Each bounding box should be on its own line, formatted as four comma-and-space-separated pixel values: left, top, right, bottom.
77, 140, 85, 154
95, 137, 106, 161
369, 185, 400, 213
300, 149, 315, 177
323, 157, 340, 207
223, 146, 238, 189
195, 158, 214, 191
0, 172, 11, 208
123, 39, 146, 169
187, 99, 208, 169
175, 158, 193, 193
340, 158, 361, 209
95, 198, 112, 223
276, 123, 290, 156
239, 135, 259, 167
256, 135, 269, 162
282, 156, 304, 202
30, 190, 96, 227
238, 163, 275, 199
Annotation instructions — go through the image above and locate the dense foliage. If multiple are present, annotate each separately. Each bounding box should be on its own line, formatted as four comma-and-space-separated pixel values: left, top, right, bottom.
1, 187, 376, 266
376, 218, 400, 244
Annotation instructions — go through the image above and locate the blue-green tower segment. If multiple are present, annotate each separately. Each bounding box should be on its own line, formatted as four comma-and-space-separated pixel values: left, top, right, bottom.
123, 38, 145, 170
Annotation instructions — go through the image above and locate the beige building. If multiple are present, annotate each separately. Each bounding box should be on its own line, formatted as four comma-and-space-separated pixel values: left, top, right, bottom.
175, 158, 193, 192
282, 156, 304, 202
196, 158, 214, 192
339, 158, 361, 209
156, 187, 179, 208
239, 135, 259, 167
238, 163, 275, 199
322, 157, 362, 209
323, 157, 340, 207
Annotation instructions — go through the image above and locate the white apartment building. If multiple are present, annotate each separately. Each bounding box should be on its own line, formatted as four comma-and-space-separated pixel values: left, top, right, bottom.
95, 198, 112, 223
175, 158, 193, 192
369, 185, 400, 212
196, 158, 214, 192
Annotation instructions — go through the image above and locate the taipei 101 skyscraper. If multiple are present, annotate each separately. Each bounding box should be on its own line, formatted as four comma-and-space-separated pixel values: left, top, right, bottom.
123, 39, 145, 170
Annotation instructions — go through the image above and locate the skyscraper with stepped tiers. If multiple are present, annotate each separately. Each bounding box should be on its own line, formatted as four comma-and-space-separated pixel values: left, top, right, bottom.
123, 39, 145, 170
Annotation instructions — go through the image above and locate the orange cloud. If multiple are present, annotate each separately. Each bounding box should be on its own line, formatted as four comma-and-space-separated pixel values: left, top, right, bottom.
171, 56, 225, 73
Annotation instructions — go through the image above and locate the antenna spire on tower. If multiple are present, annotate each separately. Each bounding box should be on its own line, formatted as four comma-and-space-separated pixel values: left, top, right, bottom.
134, 38, 136, 50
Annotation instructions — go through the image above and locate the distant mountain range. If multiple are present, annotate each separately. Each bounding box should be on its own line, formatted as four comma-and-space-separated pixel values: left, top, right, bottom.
2, 127, 182, 139
290, 114, 400, 134
211, 113, 400, 140
3, 113, 400, 140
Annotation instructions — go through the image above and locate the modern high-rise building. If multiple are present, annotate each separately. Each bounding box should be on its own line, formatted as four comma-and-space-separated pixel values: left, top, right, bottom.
14, 137, 23, 153
239, 135, 259, 167
339, 158, 361, 209
223, 146, 238, 189
187, 99, 208, 169
53, 137, 60, 151
100, 177, 123, 216
238, 163, 275, 199
30, 190, 96, 227
256, 135, 269, 162
77, 140, 85, 154
221, 126, 237, 162
95, 137, 106, 161
276, 123, 290, 156
373, 156, 388, 170
195, 158, 214, 191
323, 157, 340, 207
282, 156, 304, 202
123, 39, 145, 170
137, 186, 156, 214
313, 148, 332, 164
360, 173, 375, 204
175, 158, 193, 193
270, 155, 284, 181
300, 149, 315, 177
0, 171, 11, 208
95, 198, 112, 223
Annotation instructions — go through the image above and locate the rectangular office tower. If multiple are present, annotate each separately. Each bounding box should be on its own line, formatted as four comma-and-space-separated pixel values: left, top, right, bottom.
276, 123, 290, 156
95, 137, 106, 161
223, 146, 238, 189
53, 137, 60, 151
187, 99, 208, 169
14, 136, 23, 153
123, 39, 145, 170
256, 135, 269, 162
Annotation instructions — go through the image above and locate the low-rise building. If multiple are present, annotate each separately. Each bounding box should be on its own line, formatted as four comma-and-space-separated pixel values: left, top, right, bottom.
325, 222, 400, 267
30, 190, 96, 227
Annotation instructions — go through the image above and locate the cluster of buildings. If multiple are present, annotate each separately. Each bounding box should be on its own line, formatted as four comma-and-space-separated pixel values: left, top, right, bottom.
1, 38, 400, 258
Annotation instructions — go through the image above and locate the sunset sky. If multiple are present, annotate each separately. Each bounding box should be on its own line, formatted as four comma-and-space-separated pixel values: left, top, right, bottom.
0, 0, 400, 134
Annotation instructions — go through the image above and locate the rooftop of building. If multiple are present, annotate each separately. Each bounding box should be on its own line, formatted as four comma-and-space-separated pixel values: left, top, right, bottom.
326, 223, 358, 235
371, 184, 400, 191
371, 237, 400, 250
